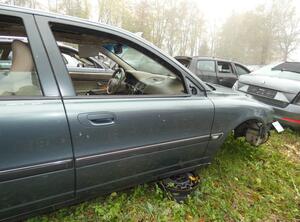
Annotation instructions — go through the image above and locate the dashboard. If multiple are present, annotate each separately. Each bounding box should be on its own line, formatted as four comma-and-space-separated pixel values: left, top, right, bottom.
112, 69, 185, 95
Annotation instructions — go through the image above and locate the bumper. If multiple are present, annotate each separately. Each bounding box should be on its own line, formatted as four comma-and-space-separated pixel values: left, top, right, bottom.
273, 104, 300, 130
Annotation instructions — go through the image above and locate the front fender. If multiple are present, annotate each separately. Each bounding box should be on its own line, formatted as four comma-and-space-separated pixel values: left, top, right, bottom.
211, 96, 273, 133
204, 95, 274, 159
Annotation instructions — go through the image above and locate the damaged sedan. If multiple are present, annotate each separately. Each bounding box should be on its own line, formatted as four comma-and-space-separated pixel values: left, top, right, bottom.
233, 62, 300, 130
0, 5, 274, 221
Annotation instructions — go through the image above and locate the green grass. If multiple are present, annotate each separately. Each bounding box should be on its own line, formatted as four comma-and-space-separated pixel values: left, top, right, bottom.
28, 130, 300, 222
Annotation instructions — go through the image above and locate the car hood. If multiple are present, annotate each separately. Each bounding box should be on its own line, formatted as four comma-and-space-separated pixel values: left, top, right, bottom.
239, 74, 300, 94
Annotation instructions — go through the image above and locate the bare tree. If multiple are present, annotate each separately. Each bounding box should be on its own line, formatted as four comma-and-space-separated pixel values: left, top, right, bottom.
2, 0, 299, 64
273, 0, 300, 61
97, 0, 127, 26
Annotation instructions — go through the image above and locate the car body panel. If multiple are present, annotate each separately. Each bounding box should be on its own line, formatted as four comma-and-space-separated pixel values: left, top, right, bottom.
206, 93, 274, 156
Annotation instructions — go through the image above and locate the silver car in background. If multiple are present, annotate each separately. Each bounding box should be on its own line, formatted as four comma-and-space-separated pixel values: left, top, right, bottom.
233, 62, 300, 130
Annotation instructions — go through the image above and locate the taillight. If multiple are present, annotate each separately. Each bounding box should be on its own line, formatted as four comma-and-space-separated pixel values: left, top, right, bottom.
281, 117, 300, 124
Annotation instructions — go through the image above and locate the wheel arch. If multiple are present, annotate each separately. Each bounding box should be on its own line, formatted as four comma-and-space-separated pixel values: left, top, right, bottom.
232, 117, 270, 146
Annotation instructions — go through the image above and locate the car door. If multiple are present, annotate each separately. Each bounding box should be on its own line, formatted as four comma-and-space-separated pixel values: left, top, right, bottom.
0, 10, 74, 220
35, 16, 215, 198
196, 59, 218, 84
216, 61, 238, 87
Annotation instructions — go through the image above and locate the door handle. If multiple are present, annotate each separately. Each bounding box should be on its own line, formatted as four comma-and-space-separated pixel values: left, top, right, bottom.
78, 112, 116, 127
87, 114, 115, 125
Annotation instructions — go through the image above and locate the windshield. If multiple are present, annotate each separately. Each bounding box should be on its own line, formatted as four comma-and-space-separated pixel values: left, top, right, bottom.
104, 44, 175, 76
252, 63, 300, 81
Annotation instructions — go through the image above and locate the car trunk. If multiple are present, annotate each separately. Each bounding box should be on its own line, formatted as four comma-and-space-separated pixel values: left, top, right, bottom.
238, 74, 300, 107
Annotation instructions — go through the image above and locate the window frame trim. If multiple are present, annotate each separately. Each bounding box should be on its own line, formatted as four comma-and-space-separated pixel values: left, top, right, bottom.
0, 9, 61, 98
35, 15, 208, 99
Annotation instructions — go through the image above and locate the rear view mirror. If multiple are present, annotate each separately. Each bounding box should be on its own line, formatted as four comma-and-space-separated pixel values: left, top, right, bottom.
113, 44, 123, 54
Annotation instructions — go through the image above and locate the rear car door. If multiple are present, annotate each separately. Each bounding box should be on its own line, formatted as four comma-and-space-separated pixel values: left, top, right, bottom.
0, 10, 74, 220
36, 16, 215, 198
216, 61, 238, 87
196, 59, 218, 84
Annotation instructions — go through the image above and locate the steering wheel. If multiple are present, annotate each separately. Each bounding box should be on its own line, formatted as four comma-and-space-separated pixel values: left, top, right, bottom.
107, 68, 126, 95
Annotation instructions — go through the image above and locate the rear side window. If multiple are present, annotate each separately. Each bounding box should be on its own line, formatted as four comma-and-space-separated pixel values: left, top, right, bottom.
217, 61, 233, 74
0, 15, 42, 97
235, 64, 249, 75
197, 60, 215, 72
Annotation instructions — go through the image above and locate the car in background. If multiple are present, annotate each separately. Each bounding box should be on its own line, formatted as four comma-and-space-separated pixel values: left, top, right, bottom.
233, 62, 300, 130
175, 56, 250, 88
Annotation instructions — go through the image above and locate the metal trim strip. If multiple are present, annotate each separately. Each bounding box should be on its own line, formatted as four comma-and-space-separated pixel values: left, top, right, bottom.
0, 159, 73, 182
76, 135, 211, 167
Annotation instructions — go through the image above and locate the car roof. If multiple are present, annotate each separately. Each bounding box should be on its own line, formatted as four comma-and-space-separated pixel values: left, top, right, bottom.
0, 4, 138, 37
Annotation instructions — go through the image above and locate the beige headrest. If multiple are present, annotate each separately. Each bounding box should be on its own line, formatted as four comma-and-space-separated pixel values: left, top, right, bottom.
10, 40, 34, 72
